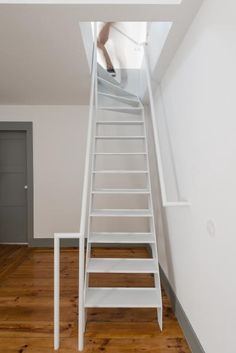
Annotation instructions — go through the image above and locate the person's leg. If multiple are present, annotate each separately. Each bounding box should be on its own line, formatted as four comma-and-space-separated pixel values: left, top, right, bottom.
97, 23, 116, 75
97, 41, 114, 70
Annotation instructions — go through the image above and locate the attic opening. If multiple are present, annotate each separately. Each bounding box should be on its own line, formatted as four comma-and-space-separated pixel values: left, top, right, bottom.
92, 22, 173, 71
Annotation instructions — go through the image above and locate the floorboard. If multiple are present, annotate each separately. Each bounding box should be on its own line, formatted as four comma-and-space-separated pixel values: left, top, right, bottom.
0, 245, 190, 352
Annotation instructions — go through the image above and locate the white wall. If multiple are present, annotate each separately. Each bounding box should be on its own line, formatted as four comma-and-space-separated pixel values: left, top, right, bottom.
79, 22, 93, 72
0, 105, 89, 238
152, 1, 236, 352
0, 105, 147, 239
147, 22, 172, 72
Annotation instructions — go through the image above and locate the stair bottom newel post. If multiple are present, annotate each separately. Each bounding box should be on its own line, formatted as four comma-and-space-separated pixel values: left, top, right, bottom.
78, 235, 85, 351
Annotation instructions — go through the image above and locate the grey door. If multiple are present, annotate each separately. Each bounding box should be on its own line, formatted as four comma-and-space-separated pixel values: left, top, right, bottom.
0, 131, 28, 243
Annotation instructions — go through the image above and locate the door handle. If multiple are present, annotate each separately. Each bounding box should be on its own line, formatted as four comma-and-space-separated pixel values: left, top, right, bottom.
24, 185, 28, 190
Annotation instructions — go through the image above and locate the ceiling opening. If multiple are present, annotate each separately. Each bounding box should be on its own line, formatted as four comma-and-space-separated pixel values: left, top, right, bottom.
93, 21, 172, 70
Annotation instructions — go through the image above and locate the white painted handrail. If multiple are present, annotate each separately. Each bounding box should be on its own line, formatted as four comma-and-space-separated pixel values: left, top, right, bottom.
111, 24, 146, 46
107, 26, 189, 206
54, 25, 97, 351
77, 23, 97, 351
143, 45, 190, 207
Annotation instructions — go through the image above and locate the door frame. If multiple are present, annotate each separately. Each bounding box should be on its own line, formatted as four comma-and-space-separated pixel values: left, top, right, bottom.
0, 122, 33, 245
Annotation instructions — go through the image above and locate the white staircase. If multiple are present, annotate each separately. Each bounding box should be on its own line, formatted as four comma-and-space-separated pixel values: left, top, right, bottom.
83, 63, 163, 332
54, 27, 189, 353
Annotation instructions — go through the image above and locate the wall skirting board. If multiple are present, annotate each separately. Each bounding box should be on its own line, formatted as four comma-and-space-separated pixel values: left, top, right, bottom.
29, 238, 79, 247
159, 267, 205, 353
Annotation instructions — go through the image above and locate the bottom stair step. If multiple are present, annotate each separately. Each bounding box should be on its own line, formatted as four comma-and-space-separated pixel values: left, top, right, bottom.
89, 232, 155, 244
85, 288, 161, 308
87, 258, 158, 273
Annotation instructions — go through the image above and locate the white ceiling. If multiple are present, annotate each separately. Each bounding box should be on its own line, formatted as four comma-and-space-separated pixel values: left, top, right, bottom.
0, 0, 203, 105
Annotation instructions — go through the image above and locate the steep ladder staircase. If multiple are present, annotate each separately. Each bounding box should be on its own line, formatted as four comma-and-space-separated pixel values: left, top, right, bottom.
83, 63, 163, 332
55, 29, 189, 352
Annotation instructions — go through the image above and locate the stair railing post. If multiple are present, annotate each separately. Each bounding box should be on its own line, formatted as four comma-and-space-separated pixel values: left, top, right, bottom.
54, 235, 60, 350
54, 233, 80, 351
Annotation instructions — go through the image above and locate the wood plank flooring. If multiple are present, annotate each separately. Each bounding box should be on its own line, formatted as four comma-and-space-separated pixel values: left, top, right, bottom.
0, 245, 190, 353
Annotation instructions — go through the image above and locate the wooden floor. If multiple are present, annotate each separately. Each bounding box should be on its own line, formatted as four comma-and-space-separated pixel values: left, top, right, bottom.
0, 245, 190, 353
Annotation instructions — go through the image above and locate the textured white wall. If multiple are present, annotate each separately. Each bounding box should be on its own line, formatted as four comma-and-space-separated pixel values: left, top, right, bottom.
0, 105, 89, 238
152, 1, 236, 352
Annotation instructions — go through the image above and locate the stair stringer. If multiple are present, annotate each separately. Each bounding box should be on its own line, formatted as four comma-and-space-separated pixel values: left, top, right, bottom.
142, 107, 163, 330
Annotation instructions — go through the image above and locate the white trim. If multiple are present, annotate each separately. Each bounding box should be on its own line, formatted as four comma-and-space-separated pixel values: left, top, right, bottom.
0, 242, 28, 245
